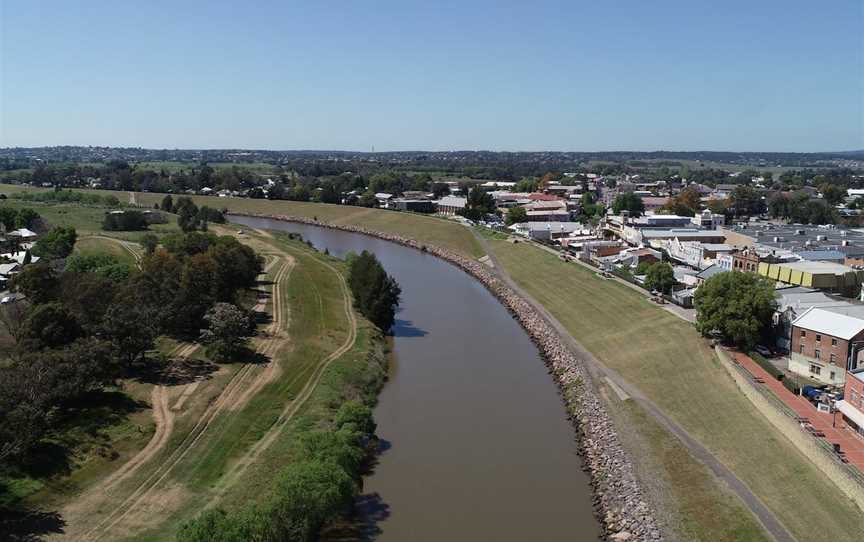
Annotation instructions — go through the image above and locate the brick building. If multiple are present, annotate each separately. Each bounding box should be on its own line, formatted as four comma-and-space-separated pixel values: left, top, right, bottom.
789, 308, 864, 387
836, 368, 864, 439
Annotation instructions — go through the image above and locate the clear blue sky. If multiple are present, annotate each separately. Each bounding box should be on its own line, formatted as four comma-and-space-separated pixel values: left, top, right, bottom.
1, 0, 862, 152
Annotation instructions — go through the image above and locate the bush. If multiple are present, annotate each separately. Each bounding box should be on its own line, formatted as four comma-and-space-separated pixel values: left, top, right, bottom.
102, 210, 148, 231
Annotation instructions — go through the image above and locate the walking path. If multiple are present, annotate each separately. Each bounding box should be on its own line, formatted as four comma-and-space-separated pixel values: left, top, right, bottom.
473, 230, 796, 542
730, 351, 864, 472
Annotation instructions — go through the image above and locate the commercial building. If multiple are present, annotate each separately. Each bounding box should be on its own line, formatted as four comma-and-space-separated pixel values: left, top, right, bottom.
390, 198, 435, 213
757, 260, 864, 296
790, 308, 864, 386
436, 196, 467, 216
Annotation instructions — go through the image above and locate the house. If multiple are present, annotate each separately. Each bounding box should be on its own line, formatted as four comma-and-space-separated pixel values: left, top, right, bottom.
436, 196, 467, 216
789, 308, 864, 387
0, 250, 39, 265
9, 228, 37, 240
0, 262, 20, 289
375, 193, 394, 207
835, 368, 864, 438
696, 264, 726, 284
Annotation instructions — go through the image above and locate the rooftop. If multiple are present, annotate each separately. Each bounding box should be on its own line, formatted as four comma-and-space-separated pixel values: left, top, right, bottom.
792, 307, 864, 340
774, 260, 857, 275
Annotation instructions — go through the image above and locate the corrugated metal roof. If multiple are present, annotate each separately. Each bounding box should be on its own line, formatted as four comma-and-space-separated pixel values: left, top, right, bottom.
792, 307, 864, 340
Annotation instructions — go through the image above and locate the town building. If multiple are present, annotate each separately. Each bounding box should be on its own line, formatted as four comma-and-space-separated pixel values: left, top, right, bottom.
790, 308, 864, 387
511, 222, 585, 241
757, 260, 864, 296
436, 196, 467, 216
835, 368, 864, 438
390, 198, 435, 213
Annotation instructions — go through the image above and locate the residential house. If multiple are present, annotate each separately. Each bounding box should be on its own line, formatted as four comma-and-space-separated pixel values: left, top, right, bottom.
0, 262, 20, 289
375, 193, 394, 207
790, 308, 864, 387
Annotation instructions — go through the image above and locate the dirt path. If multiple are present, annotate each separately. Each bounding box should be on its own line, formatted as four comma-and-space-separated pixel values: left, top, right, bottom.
208, 255, 357, 505
473, 230, 796, 542
78, 251, 296, 541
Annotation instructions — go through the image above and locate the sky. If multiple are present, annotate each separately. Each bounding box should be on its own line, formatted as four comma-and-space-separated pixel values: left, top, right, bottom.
1, 0, 862, 152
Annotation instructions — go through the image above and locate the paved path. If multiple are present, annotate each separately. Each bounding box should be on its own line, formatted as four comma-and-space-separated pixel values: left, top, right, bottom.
472, 230, 796, 542
731, 351, 864, 471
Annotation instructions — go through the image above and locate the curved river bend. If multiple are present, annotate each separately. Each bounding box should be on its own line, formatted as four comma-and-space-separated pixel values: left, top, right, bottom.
232, 216, 600, 541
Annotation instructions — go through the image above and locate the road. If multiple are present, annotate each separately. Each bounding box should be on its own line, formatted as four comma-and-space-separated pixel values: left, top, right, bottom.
472, 229, 796, 542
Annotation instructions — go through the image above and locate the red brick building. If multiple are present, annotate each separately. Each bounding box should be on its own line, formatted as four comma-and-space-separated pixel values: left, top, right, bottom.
790, 308, 864, 387
836, 369, 864, 438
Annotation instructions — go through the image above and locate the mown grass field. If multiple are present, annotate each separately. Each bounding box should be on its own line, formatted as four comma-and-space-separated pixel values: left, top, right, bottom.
0, 184, 483, 257
488, 239, 864, 542
73, 236, 138, 265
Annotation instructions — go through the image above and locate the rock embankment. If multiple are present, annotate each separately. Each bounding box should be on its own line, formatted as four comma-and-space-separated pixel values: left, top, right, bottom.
238, 213, 663, 541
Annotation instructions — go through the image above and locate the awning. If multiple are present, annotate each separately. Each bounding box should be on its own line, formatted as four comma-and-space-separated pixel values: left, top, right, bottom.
836, 400, 864, 429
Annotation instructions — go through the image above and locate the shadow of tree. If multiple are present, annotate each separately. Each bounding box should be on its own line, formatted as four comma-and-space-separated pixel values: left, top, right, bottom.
0, 507, 65, 541
391, 319, 427, 338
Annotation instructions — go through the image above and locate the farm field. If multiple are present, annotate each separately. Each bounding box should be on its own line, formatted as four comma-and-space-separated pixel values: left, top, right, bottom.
486, 238, 864, 542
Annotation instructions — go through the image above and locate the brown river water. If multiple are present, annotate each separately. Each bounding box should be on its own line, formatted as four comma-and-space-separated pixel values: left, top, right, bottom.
231, 216, 600, 541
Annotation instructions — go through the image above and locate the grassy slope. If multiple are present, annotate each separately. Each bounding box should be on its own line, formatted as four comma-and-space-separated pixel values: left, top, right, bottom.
74, 237, 137, 265
488, 239, 863, 541
128, 233, 384, 541
0, 184, 483, 257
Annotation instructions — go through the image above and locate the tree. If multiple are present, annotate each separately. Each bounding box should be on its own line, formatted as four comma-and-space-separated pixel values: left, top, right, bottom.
267, 458, 356, 541
644, 262, 675, 294
346, 251, 401, 331
505, 205, 528, 225
694, 271, 777, 350
141, 233, 159, 254
101, 289, 159, 366
200, 303, 252, 361
161, 194, 174, 213
0, 207, 17, 231
102, 210, 148, 231
612, 192, 645, 217
458, 185, 495, 221
14, 208, 40, 229
19, 302, 82, 350
431, 182, 450, 198
32, 226, 77, 259
820, 183, 846, 206
10, 262, 59, 304
728, 186, 763, 217
665, 187, 701, 216
175, 196, 200, 232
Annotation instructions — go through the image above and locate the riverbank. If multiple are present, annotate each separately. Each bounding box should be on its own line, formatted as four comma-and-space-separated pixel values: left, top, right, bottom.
229, 213, 661, 541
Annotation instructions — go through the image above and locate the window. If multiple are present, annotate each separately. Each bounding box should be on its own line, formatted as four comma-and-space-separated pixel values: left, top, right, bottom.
814, 349, 821, 360
830, 353, 836, 363
799, 344, 805, 354
830, 371, 836, 380
809, 364, 822, 375
831, 338, 838, 346
800, 330, 806, 337
816, 334, 822, 343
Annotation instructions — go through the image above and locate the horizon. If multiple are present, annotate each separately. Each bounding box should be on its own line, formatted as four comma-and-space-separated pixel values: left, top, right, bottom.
2, 145, 863, 155
1, 1, 862, 152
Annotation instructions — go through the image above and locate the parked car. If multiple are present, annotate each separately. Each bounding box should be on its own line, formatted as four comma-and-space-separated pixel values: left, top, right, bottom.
754, 345, 772, 357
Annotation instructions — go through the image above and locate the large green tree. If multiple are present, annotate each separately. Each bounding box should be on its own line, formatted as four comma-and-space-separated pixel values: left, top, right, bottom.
200, 302, 252, 361
32, 226, 77, 259
694, 271, 777, 349
346, 250, 401, 331
612, 192, 645, 217
644, 262, 676, 293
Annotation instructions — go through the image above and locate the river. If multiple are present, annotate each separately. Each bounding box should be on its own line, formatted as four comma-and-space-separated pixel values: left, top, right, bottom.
231, 216, 600, 541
